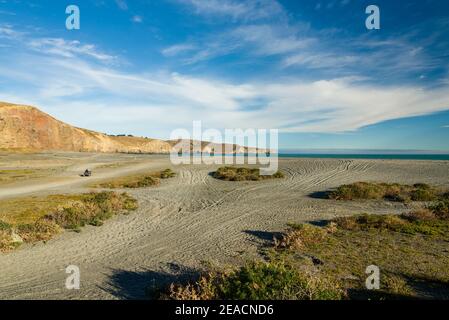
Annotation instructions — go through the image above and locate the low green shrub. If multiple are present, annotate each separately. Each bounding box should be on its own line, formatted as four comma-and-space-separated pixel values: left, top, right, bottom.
17, 220, 61, 242
0, 220, 11, 231
410, 189, 437, 201
334, 211, 449, 236
44, 192, 137, 230
429, 199, 449, 219
334, 214, 406, 232
159, 169, 176, 179
274, 223, 329, 250
329, 182, 442, 203
0, 229, 16, 252
329, 182, 386, 200
213, 167, 284, 181
95, 169, 175, 189
169, 260, 345, 300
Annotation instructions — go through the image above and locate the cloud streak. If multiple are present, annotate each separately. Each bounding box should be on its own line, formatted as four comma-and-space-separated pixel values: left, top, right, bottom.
2, 43, 449, 136
178, 0, 285, 21
115, 0, 128, 11
1, 8, 449, 141
28, 38, 116, 62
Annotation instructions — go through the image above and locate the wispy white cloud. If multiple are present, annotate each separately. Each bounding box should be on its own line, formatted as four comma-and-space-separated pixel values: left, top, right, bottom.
2, 20, 449, 138
131, 15, 143, 23
231, 25, 313, 56
1, 26, 115, 63
162, 24, 314, 64
162, 19, 434, 82
28, 38, 116, 62
2, 44, 449, 136
162, 44, 197, 57
0, 24, 24, 39
283, 53, 359, 69
115, 0, 128, 11
178, 0, 284, 21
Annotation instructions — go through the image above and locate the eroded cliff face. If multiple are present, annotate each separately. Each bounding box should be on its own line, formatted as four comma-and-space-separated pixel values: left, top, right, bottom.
0, 102, 172, 153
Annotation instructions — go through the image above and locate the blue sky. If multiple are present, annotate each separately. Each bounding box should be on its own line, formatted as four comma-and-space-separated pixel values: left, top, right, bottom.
0, 0, 449, 151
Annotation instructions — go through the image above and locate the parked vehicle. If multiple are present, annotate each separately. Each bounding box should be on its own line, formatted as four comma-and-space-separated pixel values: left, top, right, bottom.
81, 169, 92, 177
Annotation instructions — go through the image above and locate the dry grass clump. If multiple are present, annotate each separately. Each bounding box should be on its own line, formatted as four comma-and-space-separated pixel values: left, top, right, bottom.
334, 214, 407, 232
94, 169, 176, 189
428, 199, 449, 219
0, 192, 138, 252
274, 223, 332, 250
168, 260, 345, 300
16, 219, 61, 243
169, 273, 218, 300
213, 167, 284, 181
0, 221, 22, 251
401, 208, 436, 222
333, 201, 449, 236
158, 169, 177, 179
329, 182, 442, 202
44, 192, 138, 230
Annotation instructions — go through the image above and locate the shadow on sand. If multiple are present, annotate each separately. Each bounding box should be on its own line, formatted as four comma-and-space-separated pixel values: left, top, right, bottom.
308, 190, 332, 199
243, 230, 283, 246
100, 263, 201, 300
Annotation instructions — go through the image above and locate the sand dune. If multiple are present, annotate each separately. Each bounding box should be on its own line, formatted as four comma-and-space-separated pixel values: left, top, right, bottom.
0, 155, 448, 299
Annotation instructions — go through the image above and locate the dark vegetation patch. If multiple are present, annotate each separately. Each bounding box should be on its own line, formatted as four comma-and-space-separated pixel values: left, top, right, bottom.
212, 167, 284, 181
94, 169, 176, 189
328, 182, 446, 203
167, 259, 345, 300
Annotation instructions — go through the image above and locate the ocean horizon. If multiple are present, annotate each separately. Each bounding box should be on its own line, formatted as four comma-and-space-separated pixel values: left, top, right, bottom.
278, 153, 449, 161
187, 152, 449, 161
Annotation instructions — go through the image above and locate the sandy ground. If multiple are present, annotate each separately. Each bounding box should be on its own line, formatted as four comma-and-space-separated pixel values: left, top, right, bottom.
0, 153, 448, 299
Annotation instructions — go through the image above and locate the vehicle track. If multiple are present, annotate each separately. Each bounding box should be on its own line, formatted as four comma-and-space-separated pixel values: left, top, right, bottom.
0, 157, 448, 299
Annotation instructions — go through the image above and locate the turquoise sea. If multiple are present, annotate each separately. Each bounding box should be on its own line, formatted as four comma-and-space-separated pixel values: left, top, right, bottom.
278, 154, 449, 161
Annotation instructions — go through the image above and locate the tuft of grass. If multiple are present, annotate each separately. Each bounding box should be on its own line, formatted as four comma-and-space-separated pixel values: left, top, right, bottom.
410, 188, 437, 201
44, 192, 138, 230
274, 223, 330, 250
329, 182, 444, 203
159, 169, 176, 179
93, 169, 176, 189
401, 209, 436, 222
334, 209, 449, 237
213, 167, 284, 181
168, 260, 345, 300
0, 230, 20, 251
0, 192, 138, 252
16, 220, 61, 243
428, 199, 449, 219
